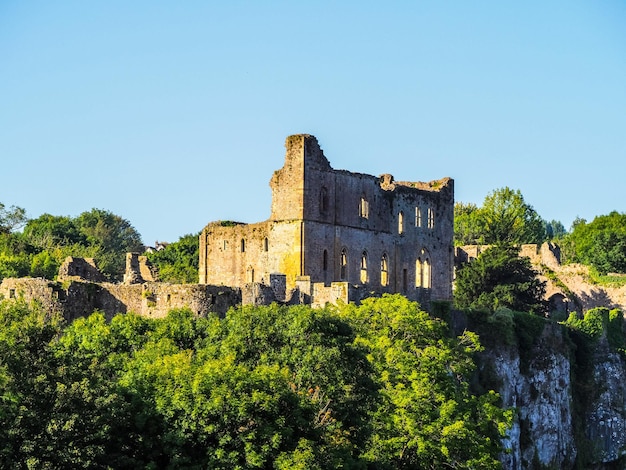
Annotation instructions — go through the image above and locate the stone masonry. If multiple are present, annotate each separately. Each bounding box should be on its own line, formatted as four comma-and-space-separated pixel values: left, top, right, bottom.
199, 134, 455, 307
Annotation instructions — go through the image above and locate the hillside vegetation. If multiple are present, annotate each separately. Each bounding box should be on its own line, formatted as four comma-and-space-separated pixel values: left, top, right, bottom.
0, 295, 511, 469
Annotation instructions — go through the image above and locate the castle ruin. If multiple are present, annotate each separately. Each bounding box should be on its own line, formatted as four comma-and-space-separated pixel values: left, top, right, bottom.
199, 134, 455, 307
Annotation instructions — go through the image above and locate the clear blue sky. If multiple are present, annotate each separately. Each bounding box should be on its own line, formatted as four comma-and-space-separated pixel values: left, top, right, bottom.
2, 1, 625, 245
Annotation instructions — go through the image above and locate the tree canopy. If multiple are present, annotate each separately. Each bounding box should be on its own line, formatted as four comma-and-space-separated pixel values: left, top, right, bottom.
455, 188, 549, 246
454, 244, 548, 315
145, 233, 199, 283
0, 206, 143, 282
561, 211, 626, 275
0, 296, 511, 469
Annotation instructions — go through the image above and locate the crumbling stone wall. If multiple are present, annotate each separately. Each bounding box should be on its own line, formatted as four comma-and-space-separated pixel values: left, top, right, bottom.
123, 253, 158, 284
58, 257, 105, 282
0, 277, 240, 320
200, 134, 455, 305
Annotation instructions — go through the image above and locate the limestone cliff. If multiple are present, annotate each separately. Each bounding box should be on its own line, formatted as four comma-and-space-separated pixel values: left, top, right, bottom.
470, 312, 626, 469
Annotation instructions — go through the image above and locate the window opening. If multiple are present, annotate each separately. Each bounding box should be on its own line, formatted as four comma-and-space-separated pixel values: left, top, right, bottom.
264, 237, 269, 252
398, 211, 404, 234
381, 254, 389, 287
360, 251, 368, 284
340, 249, 348, 280
323, 250, 328, 271
241, 238, 246, 252
415, 207, 422, 227
359, 196, 369, 219
428, 207, 435, 229
416, 259, 423, 288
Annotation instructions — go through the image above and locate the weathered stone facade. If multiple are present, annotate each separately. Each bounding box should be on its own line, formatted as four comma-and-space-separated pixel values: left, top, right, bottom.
0, 257, 239, 320
199, 134, 455, 306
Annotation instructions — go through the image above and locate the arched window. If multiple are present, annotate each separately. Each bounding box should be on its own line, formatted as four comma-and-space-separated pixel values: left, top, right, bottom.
264, 237, 269, 252
416, 258, 423, 288
359, 195, 369, 219
320, 187, 329, 214
415, 206, 422, 227
340, 249, 348, 280
416, 249, 431, 288
360, 251, 368, 284
398, 211, 404, 234
427, 207, 435, 229
380, 253, 389, 287
241, 238, 246, 252
423, 258, 431, 288
323, 249, 328, 271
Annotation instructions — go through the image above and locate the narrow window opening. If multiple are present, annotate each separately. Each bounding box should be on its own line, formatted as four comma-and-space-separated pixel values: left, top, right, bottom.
415, 207, 422, 227
398, 211, 404, 234
359, 196, 369, 219
416, 259, 423, 288
380, 254, 389, 287
223, 240, 229, 250
264, 237, 269, 252
323, 250, 328, 271
423, 259, 431, 288
428, 207, 435, 229
241, 238, 246, 252
360, 251, 368, 284
340, 249, 348, 280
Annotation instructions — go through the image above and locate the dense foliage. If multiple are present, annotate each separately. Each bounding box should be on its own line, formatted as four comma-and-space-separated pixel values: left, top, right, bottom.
561, 211, 626, 275
454, 187, 549, 246
145, 233, 199, 283
0, 296, 511, 469
0, 207, 143, 282
454, 244, 548, 315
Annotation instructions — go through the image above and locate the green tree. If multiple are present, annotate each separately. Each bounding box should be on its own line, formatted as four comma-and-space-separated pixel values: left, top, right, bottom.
22, 214, 85, 249
454, 244, 548, 314
454, 188, 547, 246
454, 202, 482, 245
336, 294, 512, 469
478, 188, 545, 245
0, 203, 27, 234
146, 233, 199, 283
75, 208, 144, 280
561, 211, 626, 274
0, 299, 513, 469
543, 219, 567, 240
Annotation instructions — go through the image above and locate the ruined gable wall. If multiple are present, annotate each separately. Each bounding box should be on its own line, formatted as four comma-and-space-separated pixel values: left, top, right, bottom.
269, 135, 307, 221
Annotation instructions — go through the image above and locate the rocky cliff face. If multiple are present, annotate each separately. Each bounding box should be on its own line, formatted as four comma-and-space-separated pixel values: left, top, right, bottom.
475, 317, 626, 469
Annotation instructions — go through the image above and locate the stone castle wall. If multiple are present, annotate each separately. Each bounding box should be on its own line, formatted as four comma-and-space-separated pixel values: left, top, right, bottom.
200, 134, 455, 306
0, 256, 240, 321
